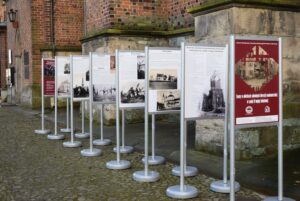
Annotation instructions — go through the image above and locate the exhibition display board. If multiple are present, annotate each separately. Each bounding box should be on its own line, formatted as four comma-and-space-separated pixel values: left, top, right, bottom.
92, 53, 116, 104
90, 53, 114, 146
234, 39, 279, 126
57, 56, 71, 98
148, 48, 181, 114
43, 59, 55, 96
229, 36, 293, 201
118, 51, 145, 109
184, 45, 228, 119
72, 56, 90, 101
34, 58, 55, 135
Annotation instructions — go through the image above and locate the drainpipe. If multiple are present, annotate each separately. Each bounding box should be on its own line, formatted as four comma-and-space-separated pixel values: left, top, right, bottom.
50, 0, 55, 56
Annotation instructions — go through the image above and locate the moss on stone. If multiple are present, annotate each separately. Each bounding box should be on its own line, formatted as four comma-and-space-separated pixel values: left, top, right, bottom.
40, 45, 82, 52
188, 0, 300, 15
81, 28, 194, 43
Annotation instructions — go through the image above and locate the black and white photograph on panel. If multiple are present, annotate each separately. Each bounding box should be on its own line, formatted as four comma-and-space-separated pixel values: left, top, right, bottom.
110, 55, 116, 73
149, 69, 177, 90
57, 58, 71, 97
156, 90, 180, 111
137, 55, 145, 79
73, 56, 90, 98
120, 81, 145, 104
93, 84, 116, 102
201, 71, 225, 116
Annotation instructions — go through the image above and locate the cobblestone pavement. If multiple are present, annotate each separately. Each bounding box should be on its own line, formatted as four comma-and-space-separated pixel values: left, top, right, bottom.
0, 107, 265, 201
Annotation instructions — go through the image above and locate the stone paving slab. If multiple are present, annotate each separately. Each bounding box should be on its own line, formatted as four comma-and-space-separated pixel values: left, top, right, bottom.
0, 107, 265, 201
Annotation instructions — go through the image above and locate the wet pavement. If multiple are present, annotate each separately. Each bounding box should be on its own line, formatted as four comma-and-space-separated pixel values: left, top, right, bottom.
0, 105, 268, 201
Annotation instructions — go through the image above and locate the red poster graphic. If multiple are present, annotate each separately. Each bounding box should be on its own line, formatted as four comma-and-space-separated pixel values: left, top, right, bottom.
234, 39, 279, 125
43, 59, 55, 96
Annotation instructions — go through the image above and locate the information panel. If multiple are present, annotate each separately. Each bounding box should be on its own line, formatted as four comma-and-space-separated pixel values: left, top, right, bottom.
56, 56, 71, 98
43, 59, 55, 96
119, 51, 145, 109
148, 48, 181, 113
72, 56, 90, 101
185, 45, 228, 119
234, 38, 279, 125
92, 53, 116, 104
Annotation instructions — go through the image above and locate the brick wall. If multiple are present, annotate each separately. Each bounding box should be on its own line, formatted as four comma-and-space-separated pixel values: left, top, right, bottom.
166, 0, 206, 29
6, 0, 84, 107
84, 0, 202, 35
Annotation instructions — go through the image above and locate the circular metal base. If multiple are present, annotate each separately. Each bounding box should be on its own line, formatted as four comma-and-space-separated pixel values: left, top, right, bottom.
172, 166, 198, 177
132, 170, 160, 182
93, 139, 112, 146
47, 134, 65, 140
210, 180, 240, 193
60, 128, 72, 133
80, 148, 102, 157
142, 156, 165, 165
75, 132, 90, 139
264, 197, 296, 201
34, 129, 50, 135
113, 146, 134, 154
63, 141, 82, 148
166, 185, 199, 199
106, 160, 131, 170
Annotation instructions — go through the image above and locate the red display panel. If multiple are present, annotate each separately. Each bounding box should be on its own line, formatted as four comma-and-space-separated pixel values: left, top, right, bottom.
43, 59, 55, 96
234, 39, 279, 125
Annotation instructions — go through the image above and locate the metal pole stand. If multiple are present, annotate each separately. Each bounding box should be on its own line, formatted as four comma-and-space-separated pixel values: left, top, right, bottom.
93, 104, 111, 146
132, 113, 160, 182
63, 56, 82, 148
113, 109, 134, 154
264, 39, 295, 201
133, 46, 159, 183
142, 114, 165, 165
75, 100, 90, 139
81, 101, 102, 156
47, 63, 64, 140
106, 49, 131, 170
35, 67, 50, 135
166, 43, 198, 199
172, 120, 197, 177
61, 97, 72, 133
81, 63, 102, 157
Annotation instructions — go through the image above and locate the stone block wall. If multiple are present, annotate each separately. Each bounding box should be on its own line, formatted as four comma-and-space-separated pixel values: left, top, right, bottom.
191, 4, 300, 159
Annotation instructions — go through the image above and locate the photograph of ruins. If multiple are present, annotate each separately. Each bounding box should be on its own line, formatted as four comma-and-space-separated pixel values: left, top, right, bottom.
235, 45, 279, 91
120, 81, 145, 103
201, 71, 225, 116
93, 84, 116, 102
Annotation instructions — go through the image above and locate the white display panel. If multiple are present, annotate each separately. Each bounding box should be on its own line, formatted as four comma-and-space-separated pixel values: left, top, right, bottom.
91, 53, 116, 104
119, 51, 145, 109
184, 45, 228, 119
72, 56, 90, 101
148, 48, 181, 113
56, 56, 71, 98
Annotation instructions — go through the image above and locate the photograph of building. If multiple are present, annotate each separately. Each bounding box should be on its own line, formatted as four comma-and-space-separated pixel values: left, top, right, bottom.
149, 69, 177, 90
157, 90, 180, 111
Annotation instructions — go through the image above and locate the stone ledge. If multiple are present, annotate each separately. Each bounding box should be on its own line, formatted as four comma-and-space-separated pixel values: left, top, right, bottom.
188, 0, 300, 16
80, 28, 195, 43
40, 45, 82, 52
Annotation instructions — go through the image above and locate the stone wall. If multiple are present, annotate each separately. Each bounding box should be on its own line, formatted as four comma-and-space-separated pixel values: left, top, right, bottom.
191, 4, 300, 159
